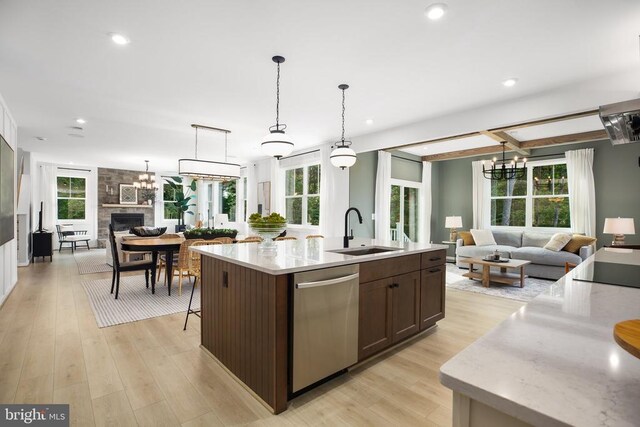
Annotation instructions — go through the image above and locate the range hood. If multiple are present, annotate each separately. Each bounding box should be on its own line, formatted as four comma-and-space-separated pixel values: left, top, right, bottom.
599, 98, 640, 145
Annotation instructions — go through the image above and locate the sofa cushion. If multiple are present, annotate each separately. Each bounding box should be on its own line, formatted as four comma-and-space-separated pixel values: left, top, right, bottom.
522, 231, 555, 248
457, 245, 515, 259
471, 229, 496, 246
543, 233, 573, 252
492, 230, 522, 247
458, 231, 475, 246
511, 247, 581, 267
563, 235, 597, 254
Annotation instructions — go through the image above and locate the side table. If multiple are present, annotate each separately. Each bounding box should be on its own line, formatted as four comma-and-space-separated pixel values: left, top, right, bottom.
442, 240, 456, 264
33, 231, 53, 262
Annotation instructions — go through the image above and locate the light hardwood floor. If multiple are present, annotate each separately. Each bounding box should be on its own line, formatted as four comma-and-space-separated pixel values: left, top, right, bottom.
0, 253, 524, 426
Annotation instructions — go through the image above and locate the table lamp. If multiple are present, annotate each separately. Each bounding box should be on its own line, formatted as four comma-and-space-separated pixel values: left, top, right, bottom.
445, 216, 463, 242
214, 213, 229, 228
603, 217, 635, 246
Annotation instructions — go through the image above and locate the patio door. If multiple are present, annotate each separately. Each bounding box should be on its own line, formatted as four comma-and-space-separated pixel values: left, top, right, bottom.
390, 180, 420, 242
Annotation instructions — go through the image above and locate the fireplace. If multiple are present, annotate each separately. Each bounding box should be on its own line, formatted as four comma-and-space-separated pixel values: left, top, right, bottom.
111, 213, 144, 232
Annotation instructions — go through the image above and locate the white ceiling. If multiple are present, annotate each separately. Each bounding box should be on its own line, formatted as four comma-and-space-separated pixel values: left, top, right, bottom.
1, 0, 639, 171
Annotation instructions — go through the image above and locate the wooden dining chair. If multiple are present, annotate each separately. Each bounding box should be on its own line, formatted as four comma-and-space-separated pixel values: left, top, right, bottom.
156, 234, 188, 281
306, 234, 324, 239
237, 239, 260, 244
565, 262, 578, 274
275, 236, 297, 241
167, 239, 204, 295
212, 237, 234, 244
108, 224, 155, 299
183, 241, 220, 330
244, 235, 263, 242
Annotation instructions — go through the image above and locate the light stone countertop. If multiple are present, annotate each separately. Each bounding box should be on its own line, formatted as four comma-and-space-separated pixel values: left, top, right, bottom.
440, 248, 640, 427
190, 237, 448, 275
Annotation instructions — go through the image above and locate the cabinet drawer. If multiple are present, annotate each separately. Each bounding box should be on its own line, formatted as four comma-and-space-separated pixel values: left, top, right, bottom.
359, 254, 421, 283
421, 250, 446, 269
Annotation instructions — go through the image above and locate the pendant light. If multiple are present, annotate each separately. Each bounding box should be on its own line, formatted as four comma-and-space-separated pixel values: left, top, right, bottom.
261, 55, 294, 159
178, 124, 241, 180
330, 84, 357, 169
482, 141, 527, 181
133, 160, 159, 190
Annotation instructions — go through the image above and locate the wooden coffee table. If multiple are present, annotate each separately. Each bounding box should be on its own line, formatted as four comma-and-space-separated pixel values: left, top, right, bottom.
459, 257, 531, 288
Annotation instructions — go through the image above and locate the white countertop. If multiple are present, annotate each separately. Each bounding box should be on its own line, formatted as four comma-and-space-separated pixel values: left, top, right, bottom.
440, 248, 640, 427
190, 237, 447, 274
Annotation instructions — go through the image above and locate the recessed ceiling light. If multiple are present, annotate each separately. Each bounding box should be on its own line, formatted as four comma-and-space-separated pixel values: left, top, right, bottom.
425, 3, 447, 20
110, 33, 130, 45
502, 78, 518, 87
76, 118, 86, 124
366, 119, 374, 125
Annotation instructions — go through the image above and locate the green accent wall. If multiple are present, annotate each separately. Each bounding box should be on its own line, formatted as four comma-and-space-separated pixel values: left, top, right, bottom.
431, 139, 640, 247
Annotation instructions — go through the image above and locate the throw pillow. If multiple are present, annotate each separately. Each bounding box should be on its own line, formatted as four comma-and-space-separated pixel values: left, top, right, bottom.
562, 235, 597, 254
470, 229, 496, 246
543, 233, 573, 252
458, 231, 475, 246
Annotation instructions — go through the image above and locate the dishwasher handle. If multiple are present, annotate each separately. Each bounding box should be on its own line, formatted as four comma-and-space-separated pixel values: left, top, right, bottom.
296, 273, 360, 289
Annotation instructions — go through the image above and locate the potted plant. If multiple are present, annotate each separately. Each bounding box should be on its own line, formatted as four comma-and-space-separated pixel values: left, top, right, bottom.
184, 227, 238, 240
164, 176, 197, 232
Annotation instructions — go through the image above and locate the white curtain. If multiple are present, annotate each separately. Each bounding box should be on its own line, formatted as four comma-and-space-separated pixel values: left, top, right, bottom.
374, 151, 392, 240
270, 158, 284, 216
566, 148, 596, 237
39, 163, 57, 237
419, 161, 432, 243
246, 163, 257, 217
319, 143, 349, 237
472, 160, 491, 229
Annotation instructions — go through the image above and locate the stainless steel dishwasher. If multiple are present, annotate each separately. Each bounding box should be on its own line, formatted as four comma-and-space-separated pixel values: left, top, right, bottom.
292, 264, 359, 393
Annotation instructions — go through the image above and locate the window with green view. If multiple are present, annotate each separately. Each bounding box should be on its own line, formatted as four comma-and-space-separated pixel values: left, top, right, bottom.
285, 164, 320, 226
57, 176, 86, 220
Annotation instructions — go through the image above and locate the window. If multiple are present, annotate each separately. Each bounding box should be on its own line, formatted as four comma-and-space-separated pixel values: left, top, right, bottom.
219, 180, 236, 222
57, 176, 86, 220
285, 164, 320, 226
490, 159, 570, 229
163, 182, 182, 220
390, 180, 420, 242
242, 177, 248, 222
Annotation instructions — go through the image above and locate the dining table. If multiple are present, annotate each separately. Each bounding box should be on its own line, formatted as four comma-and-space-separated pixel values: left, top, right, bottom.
121, 236, 184, 296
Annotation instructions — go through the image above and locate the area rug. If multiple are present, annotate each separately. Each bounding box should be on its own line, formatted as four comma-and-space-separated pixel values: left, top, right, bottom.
81, 275, 200, 328
74, 249, 112, 274
445, 263, 554, 302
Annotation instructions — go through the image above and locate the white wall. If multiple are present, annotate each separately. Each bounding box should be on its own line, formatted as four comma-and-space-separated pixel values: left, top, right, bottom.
0, 92, 18, 306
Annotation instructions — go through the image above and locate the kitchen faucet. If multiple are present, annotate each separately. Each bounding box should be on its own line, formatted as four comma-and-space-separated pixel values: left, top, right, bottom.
343, 207, 363, 248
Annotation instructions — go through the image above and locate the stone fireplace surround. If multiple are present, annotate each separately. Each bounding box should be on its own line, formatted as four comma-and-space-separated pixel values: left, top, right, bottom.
97, 167, 155, 246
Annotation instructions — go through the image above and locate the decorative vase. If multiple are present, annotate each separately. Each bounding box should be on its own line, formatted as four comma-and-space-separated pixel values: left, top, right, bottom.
147, 199, 152, 205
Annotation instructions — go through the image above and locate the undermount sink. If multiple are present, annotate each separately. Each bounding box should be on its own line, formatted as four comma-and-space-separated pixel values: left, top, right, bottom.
327, 246, 402, 256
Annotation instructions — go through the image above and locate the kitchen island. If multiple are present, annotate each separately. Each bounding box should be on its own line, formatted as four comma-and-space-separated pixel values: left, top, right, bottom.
191, 237, 448, 414
440, 248, 640, 427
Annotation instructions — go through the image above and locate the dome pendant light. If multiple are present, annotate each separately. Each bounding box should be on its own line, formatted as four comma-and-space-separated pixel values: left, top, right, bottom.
261, 56, 294, 159
330, 84, 357, 170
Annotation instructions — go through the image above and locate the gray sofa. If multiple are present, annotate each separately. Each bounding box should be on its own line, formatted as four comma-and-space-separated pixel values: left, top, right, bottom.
456, 230, 594, 280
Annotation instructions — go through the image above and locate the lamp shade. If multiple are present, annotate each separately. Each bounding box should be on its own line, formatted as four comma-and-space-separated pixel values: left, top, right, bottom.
330, 146, 357, 169
178, 158, 241, 181
261, 130, 294, 159
445, 216, 463, 228
603, 217, 635, 235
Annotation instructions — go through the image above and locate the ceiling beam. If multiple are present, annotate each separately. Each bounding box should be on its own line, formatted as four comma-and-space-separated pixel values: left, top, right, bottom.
421, 145, 503, 162
519, 129, 607, 148
387, 108, 600, 151
421, 129, 608, 162
479, 130, 530, 156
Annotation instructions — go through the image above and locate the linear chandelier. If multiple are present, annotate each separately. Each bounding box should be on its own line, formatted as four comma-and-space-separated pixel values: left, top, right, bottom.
330, 84, 357, 170
178, 124, 241, 181
482, 141, 527, 180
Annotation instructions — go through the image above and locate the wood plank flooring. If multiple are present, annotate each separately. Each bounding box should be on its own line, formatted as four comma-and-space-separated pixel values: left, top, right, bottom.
0, 252, 523, 426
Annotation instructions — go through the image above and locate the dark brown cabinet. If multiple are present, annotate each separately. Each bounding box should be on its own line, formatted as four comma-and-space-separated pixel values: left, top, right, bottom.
419, 265, 445, 330
391, 271, 421, 342
358, 251, 446, 362
358, 278, 393, 360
